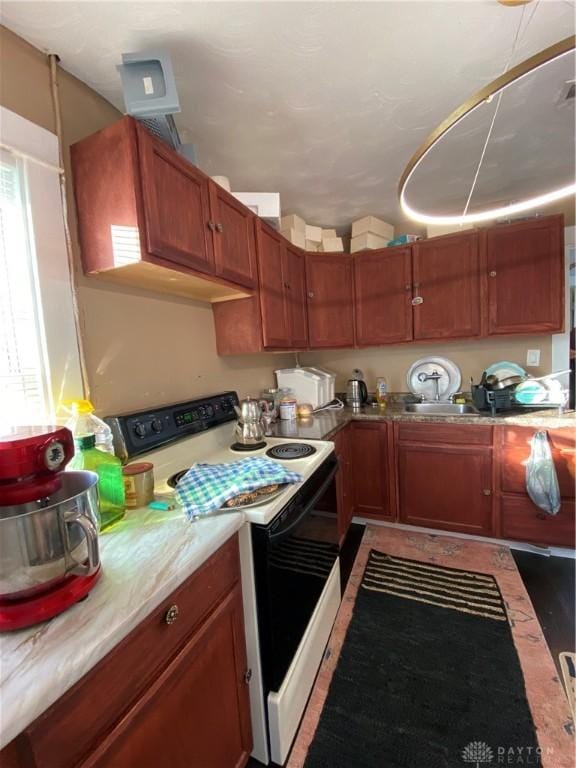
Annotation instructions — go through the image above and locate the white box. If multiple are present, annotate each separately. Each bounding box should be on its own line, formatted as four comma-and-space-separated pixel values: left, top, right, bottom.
275, 367, 336, 410
305, 224, 322, 243
350, 232, 388, 253
280, 213, 306, 233
281, 228, 306, 249
233, 192, 281, 228
305, 240, 319, 251
321, 228, 337, 240
319, 237, 344, 252
426, 223, 474, 238
351, 216, 394, 240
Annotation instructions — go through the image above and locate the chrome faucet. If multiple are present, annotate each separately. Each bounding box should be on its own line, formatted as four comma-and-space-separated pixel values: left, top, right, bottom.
417, 369, 443, 401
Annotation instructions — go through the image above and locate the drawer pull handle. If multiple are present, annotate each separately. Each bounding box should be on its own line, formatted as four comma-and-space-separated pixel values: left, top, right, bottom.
411, 296, 424, 306
216, 222, 224, 233
308, 291, 315, 299
482, 489, 492, 496
165, 604, 180, 625
207, 220, 216, 231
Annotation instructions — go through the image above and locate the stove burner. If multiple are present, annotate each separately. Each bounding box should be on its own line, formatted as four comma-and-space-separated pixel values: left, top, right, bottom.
167, 470, 188, 489
266, 443, 317, 460
230, 441, 267, 453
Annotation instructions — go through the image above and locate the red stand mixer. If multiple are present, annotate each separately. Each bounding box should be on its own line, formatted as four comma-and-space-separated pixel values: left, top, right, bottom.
0, 426, 102, 631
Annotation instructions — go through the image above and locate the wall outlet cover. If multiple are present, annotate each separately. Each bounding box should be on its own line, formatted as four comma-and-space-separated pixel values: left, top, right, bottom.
526, 349, 541, 367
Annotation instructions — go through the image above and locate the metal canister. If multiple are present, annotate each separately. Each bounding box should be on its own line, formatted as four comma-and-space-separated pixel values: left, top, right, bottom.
122, 462, 154, 508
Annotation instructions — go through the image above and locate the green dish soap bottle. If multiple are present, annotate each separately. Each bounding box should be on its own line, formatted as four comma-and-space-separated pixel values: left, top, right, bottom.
71, 434, 125, 531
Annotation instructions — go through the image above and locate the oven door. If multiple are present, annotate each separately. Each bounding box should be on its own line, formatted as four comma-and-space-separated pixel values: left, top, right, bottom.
252, 454, 339, 694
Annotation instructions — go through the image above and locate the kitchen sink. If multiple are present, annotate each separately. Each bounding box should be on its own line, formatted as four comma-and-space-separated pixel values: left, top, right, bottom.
403, 403, 481, 416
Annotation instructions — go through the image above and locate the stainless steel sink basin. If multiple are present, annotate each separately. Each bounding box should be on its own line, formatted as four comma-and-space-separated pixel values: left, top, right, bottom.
403, 403, 480, 416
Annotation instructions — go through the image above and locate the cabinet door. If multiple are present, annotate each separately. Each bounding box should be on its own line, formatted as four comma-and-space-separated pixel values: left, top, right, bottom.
398, 441, 493, 535
500, 494, 575, 548
256, 222, 290, 348
306, 254, 354, 348
209, 183, 258, 289
136, 123, 214, 274
412, 232, 481, 340
486, 215, 564, 334
350, 422, 392, 519
333, 426, 353, 541
82, 585, 252, 768
283, 244, 308, 348
354, 247, 413, 345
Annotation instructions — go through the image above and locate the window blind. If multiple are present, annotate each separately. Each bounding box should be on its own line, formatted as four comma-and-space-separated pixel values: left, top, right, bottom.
0, 149, 51, 429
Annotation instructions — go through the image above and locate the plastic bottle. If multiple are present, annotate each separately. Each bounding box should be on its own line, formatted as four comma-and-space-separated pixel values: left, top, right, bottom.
65, 400, 114, 455
376, 377, 388, 409
70, 434, 125, 531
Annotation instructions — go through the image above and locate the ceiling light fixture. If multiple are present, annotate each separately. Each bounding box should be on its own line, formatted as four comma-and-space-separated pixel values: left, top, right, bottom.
398, 36, 576, 226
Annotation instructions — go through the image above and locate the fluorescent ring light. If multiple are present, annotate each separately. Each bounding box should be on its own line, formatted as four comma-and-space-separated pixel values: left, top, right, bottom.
398, 36, 576, 226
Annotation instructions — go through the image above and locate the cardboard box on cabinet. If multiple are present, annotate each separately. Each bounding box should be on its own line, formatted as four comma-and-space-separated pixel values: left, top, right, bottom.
319, 237, 344, 252
350, 232, 388, 253
305, 224, 323, 243
281, 228, 306, 249
321, 228, 337, 240
351, 215, 394, 241
305, 239, 319, 251
280, 213, 306, 233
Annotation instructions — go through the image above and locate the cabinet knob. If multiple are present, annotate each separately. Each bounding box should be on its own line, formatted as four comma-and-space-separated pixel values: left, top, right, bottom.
489, 270, 497, 278
207, 221, 216, 232
164, 604, 179, 625
411, 296, 424, 306
308, 291, 314, 299
482, 489, 492, 496
284, 281, 290, 290
216, 222, 224, 233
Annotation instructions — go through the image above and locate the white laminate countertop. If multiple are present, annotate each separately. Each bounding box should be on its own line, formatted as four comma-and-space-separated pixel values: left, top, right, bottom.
0, 506, 244, 749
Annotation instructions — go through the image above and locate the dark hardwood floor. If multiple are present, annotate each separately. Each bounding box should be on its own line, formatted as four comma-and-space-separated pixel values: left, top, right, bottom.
512, 549, 575, 673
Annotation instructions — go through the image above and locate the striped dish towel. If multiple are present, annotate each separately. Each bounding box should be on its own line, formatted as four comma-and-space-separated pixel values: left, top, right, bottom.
174, 458, 302, 518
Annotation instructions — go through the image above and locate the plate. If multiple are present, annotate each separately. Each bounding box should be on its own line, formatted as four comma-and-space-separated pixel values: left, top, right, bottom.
513, 380, 548, 405
406, 356, 462, 400
485, 361, 527, 381
219, 484, 288, 510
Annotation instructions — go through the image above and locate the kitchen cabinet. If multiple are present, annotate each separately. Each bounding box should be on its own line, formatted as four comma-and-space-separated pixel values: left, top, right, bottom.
2, 536, 252, 768
396, 423, 494, 536
71, 117, 254, 302
354, 246, 413, 345
333, 425, 353, 541
412, 232, 481, 340
256, 222, 291, 348
485, 215, 564, 335
209, 181, 258, 289
350, 422, 393, 520
283, 243, 309, 348
306, 253, 355, 348
495, 426, 575, 547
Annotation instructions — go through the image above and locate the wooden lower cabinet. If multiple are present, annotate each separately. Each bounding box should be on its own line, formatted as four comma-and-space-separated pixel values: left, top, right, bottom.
350, 422, 393, 520
2, 537, 252, 768
333, 425, 353, 541
500, 494, 575, 548
396, 424, 494, 536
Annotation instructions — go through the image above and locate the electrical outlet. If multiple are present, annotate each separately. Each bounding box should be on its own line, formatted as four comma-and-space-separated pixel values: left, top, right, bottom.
526, 349, 540, 367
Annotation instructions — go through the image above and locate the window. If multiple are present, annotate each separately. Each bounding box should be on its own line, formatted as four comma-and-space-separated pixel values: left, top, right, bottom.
0, 106, 83, 431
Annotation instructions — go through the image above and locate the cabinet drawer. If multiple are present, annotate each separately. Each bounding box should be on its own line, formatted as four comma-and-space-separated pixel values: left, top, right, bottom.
398, 422, 492, 446
499, 427, 575, 498
500, 494, 575, 548
23, 536, 240, 768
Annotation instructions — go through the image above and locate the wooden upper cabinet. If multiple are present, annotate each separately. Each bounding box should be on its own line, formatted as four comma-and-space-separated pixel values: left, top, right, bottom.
485, 215, 564, 335
256, 221, 290, 348
354, 246, 413, 345
283, 244, 308, 348
136, 122, 214, 274
209, 182, 258, 289
412, 232, 481, 340
306, 253, 354, 348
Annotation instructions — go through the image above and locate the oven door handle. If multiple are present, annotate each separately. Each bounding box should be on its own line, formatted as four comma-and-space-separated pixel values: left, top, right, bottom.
268, 461, 339, 542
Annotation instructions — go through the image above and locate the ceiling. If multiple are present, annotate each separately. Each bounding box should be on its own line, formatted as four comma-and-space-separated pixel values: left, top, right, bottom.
2, 1, 574, 230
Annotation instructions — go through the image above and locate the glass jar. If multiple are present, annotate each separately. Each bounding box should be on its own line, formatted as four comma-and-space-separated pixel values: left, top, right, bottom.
122, 462, 155, 508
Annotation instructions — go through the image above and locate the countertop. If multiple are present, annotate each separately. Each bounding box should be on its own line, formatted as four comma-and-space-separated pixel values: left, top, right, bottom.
0, 506, 244, 749
268, 404, 576, 441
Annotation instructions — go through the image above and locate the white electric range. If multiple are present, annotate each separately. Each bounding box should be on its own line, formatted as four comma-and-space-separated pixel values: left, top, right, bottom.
106, 392, 341, 765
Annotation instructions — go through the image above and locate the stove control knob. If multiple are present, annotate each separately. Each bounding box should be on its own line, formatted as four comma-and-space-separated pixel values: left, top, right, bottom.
151, 418, 163, 433
133, 422, 147, 439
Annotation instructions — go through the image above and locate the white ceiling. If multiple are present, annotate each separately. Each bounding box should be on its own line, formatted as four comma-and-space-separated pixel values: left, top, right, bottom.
2, 1, 574, 229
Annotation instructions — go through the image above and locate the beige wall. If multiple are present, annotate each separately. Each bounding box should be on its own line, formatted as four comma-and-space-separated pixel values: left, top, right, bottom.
0, 26, 292, 415
300, 335, 553, 394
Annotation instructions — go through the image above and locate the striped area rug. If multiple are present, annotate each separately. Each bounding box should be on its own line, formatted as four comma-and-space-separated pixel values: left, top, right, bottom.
363, 550, 507, 621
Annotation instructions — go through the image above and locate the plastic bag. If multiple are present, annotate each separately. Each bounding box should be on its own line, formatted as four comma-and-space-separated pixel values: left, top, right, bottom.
525, 431, 561, 516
